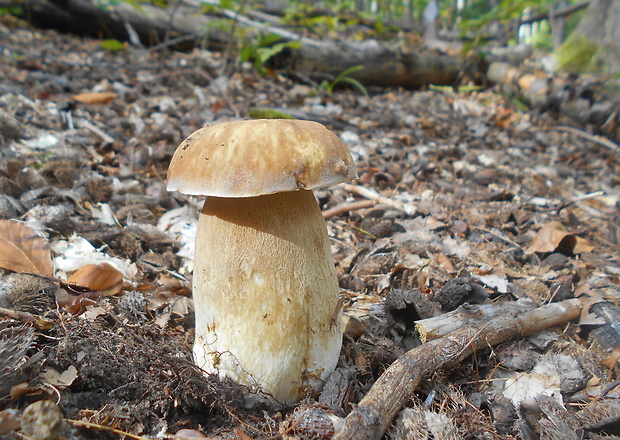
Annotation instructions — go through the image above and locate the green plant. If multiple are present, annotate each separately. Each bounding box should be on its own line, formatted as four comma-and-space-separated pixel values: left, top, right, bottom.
319, 65, 369, 97
239, 33, 301, 75
0, 6, 21, 16
100, 39, 125, 51
458, 0, 555, 46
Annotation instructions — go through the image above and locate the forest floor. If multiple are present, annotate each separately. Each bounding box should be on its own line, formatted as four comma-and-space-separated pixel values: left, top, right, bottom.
1, 14, 620, 440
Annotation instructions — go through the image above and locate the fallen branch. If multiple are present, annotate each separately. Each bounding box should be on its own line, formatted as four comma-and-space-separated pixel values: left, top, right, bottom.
331, 298, 582, 440
415, 300, 534, 343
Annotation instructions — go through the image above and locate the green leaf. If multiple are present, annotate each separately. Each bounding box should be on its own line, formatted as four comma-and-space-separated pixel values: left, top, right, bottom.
0, 6, 21, 16
100, 39, 125, 52
338, 77, 369, 97
247, 108, 295, 119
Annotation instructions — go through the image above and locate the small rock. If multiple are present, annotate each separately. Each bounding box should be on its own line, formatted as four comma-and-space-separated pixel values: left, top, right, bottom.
434, 277, 488, 312
20, 400, 68, 440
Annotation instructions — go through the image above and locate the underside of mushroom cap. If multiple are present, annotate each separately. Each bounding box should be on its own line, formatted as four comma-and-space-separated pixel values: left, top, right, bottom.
166, 119, 358, 197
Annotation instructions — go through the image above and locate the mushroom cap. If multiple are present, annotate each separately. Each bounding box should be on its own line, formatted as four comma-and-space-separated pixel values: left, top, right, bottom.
167, 119, 357, 197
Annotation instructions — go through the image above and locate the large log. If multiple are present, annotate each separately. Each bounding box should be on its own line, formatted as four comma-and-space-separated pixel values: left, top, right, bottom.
274, 39, 464, 88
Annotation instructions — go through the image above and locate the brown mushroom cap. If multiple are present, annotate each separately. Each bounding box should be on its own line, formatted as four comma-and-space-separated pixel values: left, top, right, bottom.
167, 119, 357, 197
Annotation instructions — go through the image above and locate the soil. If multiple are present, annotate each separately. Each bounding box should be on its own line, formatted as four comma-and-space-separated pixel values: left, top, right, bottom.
0, 13, 619, 440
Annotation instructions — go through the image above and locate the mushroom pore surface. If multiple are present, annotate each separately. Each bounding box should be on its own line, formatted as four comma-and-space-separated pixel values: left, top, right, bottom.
193, 189, 342, 404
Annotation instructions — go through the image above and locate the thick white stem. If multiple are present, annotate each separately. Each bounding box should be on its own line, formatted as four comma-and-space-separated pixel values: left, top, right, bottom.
193, 190, 342, 404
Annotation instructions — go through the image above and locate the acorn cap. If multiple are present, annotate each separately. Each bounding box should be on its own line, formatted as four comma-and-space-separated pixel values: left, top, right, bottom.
167, 119, 357, 197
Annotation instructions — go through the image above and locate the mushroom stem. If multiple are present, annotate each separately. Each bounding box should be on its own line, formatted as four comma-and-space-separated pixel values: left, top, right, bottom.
193, 189, 342, 404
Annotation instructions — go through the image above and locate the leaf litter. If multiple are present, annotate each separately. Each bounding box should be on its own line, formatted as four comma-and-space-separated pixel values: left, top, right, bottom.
0, 14, 619, 440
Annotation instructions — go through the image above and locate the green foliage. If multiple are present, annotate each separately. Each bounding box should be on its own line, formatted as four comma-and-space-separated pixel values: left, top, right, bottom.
0, 6, 21, 16
282, 4, 344, 35
531, 20, 553, 51
100, 39, 125, 52
247, 108, 295, 119
459, 0, 554, 38
239, 33, 301, 74
319, 65, 369, 97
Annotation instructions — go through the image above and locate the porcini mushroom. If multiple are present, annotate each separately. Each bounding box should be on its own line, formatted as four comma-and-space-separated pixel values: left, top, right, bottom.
167, 119, 357, 404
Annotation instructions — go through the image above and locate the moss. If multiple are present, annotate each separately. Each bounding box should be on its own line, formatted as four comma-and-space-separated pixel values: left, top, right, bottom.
555, 33, 602, 74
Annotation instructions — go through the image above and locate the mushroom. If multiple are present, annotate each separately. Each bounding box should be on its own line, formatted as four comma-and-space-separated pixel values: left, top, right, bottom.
166, 119, 357, 404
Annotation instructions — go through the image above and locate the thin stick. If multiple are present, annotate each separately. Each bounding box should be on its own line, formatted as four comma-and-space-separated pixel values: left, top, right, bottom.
557, 190, 605, 214
547, 126, 620, 154
323, 200, 374, 219
67, 419, 153, 439
341, 184, 417, 216
472, 225, 523, 250
75, 119, 115, 145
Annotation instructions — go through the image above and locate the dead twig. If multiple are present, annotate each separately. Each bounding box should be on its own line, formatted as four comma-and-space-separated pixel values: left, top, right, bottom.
341, 184, 416, 216
0, 307, 53, 330
323, 200, 374, 219
557, 190, 605, 214
75, 119, 115, 145
331, 298, 583, 440
67, 419, 152, 439
548, 126, 620, 154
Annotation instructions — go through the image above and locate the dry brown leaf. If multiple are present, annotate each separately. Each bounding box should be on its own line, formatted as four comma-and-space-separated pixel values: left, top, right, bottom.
9, 382, 31, 399
72, 92, 117, 104
0, 221, 52, 276
602, 345, 620, 369
40, 365, 78, 387
157, 274, 192, 296
68, 263, 123, 292
526, 221, 593, 255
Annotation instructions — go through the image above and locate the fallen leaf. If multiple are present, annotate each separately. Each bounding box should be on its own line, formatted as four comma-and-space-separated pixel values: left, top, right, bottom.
0, 221, 52, 276
79, 305, 107, 321
68, 263, 123, 292
9, 382, 31, 399
157, 274, 192, 296
477, 274, 509, 294
170, 296, 193, 318
602, 345, 620, 369
526, 221, 593, 255
502, 372, 562, 408
72, 92, 117, 104
173, 428, 212, 439
40, 365, 78, 387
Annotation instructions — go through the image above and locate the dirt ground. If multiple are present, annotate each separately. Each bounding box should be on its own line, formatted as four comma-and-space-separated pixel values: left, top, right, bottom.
1, 13, 620, 440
